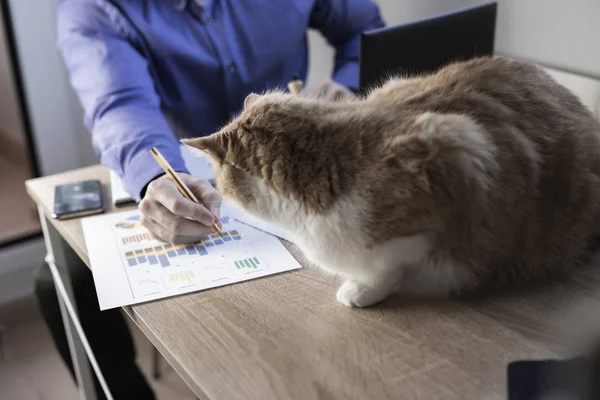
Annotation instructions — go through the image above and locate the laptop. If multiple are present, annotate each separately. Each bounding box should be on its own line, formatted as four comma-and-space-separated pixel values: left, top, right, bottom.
359, 2, 497, 92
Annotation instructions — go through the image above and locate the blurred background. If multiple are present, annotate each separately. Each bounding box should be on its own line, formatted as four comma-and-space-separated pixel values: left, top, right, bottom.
0, 0, 599, 398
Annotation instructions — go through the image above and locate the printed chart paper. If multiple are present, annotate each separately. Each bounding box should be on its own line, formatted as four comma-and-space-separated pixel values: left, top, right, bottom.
220, 200, 294, 242
83, 210, 301, 310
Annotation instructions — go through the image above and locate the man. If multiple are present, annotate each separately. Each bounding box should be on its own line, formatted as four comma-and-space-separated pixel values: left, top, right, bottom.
36, 0, 384, 398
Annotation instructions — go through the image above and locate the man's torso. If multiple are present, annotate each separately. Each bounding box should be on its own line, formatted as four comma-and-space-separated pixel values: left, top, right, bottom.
113, 0, 316, 137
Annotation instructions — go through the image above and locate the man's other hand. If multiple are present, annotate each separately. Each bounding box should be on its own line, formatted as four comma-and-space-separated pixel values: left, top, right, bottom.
305, 80, 357, 101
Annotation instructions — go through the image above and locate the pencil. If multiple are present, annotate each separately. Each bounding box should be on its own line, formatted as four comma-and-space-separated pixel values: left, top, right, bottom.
149, 147, 222, 235
287, 74, 304, 95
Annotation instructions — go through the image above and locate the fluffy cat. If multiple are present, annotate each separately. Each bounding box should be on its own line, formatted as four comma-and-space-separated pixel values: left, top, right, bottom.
183, 56, 600, 307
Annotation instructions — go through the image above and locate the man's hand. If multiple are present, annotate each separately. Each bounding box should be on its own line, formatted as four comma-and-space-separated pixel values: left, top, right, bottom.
139, 173, 222, 244
305, 80, 357, 101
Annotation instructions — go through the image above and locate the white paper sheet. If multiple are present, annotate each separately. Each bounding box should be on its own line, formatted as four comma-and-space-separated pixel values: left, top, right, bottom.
221, 201, 294, 242
82, 209, 301, 310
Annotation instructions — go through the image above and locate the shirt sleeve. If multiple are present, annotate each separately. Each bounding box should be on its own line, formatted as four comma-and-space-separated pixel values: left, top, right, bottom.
309, 0, 385, 90
57, 0, 188, 201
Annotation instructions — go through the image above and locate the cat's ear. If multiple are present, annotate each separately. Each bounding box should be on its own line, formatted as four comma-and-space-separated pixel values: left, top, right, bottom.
244, 93, 260, 109
181, 134, 228, 162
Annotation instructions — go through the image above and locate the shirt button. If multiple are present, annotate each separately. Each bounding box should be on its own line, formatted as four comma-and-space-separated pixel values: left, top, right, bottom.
227, 62, 236, 73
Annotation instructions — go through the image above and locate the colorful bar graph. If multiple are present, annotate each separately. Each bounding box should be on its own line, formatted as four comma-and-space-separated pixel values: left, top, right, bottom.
195, 244, 208, 256
235, 257, 259, 270
220, 216, 230, 224
122, 227, 248, 269
154, 246, 170, 267
210, 234, 224, 245
169, 271, 195, 283
164, 244, 176, 257
145, 248, 158, 265
126, 251, 137, 266
135, 249, 146, 263
121, 232, 153, 245
185, 245, 197, 255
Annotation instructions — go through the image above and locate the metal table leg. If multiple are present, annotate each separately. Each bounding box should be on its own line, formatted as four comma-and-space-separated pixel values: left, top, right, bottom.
38, 207, 101, 400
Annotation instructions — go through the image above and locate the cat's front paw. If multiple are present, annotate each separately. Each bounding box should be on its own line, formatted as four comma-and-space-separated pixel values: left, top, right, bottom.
336, 280, 389, 307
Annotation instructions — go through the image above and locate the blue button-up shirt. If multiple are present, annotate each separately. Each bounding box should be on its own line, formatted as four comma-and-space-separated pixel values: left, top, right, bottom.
57, 0, 384, 200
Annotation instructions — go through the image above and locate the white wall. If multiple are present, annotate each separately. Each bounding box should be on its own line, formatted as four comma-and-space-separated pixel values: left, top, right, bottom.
492, 0, 600, 79
8, 0, 97, 176
307, 0, 600, 85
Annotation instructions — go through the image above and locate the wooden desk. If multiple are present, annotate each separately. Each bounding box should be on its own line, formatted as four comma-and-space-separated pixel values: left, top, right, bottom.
26, 165, 600, 400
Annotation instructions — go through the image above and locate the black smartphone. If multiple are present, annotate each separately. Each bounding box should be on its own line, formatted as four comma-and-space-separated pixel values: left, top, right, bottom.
52, 180, 104, 220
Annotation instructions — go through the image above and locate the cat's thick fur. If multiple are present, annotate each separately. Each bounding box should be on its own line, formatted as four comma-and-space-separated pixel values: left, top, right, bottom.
184, 57, 600, 307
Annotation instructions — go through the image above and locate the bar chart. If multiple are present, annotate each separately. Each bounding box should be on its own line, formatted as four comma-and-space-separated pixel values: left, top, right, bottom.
85, 208, 301, 309
122, 232, 153, 245
122, 229, 243, 267
169, 271, 195, 283
234, 257, 261, 270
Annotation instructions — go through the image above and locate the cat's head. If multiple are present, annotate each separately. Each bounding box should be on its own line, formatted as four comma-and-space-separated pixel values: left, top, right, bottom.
182, 91, 362, 226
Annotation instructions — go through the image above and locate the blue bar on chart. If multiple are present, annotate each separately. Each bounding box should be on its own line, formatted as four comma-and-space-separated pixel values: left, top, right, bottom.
221, 232, 232, 242
164, 244, 176, 257
220, 216, 230, 224
204, 237, 214, 247
154, 246, 170, 267
135, 249, 146, 263
175, 245, 187, 256
230, 230, 242, 240
210, 234, 224, 245
195, 243, 208, 256
126, 251, 137, 266
185, 245, 197, 255
145, 248, 158, 265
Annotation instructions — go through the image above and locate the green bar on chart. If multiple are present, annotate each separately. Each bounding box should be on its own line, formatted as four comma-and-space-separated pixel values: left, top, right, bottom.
234, 261, 241, 269
248, 258, 256, 269
253, 257, 260, 265
243, 259, 252, 269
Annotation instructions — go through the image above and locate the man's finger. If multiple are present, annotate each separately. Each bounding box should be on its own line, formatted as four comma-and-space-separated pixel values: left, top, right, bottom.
140, 214, 168, 242
150, 202, 215, 237
152, 180, 216, 226
184, 177, 223, 218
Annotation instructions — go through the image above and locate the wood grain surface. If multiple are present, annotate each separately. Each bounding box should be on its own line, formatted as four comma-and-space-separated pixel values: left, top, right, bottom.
26, 165, 600, 400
